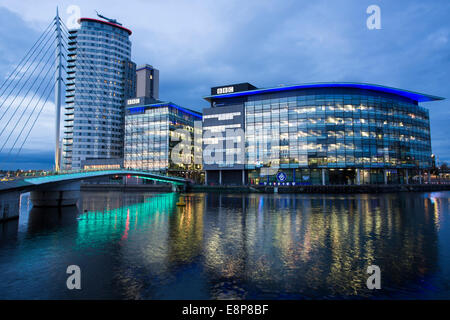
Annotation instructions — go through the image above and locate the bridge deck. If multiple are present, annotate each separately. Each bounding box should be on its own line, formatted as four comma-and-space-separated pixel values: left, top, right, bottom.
0, 170, 187, 193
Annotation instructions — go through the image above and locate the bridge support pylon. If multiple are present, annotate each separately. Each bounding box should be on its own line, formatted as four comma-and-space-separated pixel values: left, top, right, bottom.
171, 184, 187, 193
0, 191, 21, 222
30, 181, 80, 207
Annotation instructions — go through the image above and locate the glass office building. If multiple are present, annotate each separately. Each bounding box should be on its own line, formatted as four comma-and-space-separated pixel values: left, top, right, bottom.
62, 17, 136, 170
203, 83, 444, 185
124, 101, 203, 180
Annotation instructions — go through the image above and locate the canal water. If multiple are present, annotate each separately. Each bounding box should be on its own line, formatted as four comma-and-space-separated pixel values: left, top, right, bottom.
0, 191, 449, 299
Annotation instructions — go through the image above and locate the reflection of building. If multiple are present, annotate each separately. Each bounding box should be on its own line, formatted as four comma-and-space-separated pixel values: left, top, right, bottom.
202, 82, 444, 185
124, 100, 202, 179
167, 195, 204, 264
63, 16, 136, 170
200, 193, 439, 298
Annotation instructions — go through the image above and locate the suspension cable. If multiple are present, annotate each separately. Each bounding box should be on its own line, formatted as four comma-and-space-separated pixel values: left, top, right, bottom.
0, 23, 55, 112
0, 29, 56, 118
0, 19, 54, 97
0, 66, 56, 153
0, 43, 56, 137
10, 83, 55, 162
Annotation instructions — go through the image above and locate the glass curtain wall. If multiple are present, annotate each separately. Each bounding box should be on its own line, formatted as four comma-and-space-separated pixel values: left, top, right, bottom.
245, 89, 431, 185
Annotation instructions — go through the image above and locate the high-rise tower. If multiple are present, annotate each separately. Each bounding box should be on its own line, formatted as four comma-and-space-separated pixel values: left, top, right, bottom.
62, 14, 136, 170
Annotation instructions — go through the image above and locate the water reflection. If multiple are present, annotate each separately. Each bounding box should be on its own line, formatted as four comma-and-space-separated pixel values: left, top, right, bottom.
0, 191, 448, 299
201, 194, 441, 298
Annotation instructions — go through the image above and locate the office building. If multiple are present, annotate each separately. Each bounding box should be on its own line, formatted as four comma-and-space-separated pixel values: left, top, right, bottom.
136, 64, 159, 100
62, 15, 136, 170
202, 82, 444, 185
124, 99, 202, 180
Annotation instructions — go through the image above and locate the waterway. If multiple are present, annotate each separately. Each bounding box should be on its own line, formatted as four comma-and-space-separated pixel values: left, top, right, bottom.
0, 191, 449, 299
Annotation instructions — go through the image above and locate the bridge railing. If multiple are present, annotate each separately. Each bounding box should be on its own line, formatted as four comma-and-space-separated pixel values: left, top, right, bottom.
4, 168, 173, 179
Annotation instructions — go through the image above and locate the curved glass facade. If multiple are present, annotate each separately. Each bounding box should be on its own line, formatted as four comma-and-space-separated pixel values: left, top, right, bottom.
246, 88, 431, 167
203, 84, 438, 185
62, 18, 135, 170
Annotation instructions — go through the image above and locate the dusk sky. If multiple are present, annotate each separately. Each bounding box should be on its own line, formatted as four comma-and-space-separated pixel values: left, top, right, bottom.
0, 0, 448, 170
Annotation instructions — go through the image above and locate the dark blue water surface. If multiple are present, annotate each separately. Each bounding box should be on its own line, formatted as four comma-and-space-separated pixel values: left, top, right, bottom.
0, 191, 449, 299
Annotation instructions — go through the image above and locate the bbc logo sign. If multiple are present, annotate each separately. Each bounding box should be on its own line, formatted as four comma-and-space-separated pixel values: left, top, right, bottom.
216, 86, 234, 94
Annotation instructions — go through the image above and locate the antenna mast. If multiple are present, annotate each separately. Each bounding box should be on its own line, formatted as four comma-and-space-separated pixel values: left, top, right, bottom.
54, 7, 63, 172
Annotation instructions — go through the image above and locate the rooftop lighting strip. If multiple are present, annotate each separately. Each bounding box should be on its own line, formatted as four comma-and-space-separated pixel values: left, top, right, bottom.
127, 103, 202, 119
204, 83, 444, 103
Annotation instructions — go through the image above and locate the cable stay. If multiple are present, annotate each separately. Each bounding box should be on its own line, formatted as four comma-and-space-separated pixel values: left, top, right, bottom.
0, 14, 62, 168
8, 84, 56, 164
0, 47, 56, 138
0, 31, 56, 121
0, 67, 56, 153
0, 22, 55, 112
0, 19, 54, 100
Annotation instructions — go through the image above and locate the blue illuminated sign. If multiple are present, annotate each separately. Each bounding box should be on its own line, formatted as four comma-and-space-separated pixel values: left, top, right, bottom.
277, 172, 287, 182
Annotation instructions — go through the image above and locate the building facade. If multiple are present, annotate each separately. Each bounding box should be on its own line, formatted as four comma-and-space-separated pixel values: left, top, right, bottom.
124, 100, 203, 180
203, 82, 444, 185
62, 17, 136, 170
136, 64, 159, 100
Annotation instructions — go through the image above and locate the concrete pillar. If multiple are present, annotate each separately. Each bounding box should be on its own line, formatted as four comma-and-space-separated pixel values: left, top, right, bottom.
219, 170, 222, 185
321, 169, 326, 186
242, 169, 245, 186
0, 191, 21, 222
405, 169, 409, 185
30, 181, 80, 207
356, 169, 361, 185
427, 170, 431, 184
384, 169, 388, 184
419, 170, 422, 184
204, 171, 208, 185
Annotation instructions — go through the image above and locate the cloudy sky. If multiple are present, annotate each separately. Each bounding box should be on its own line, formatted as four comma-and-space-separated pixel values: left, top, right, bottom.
0, 0, 448, 170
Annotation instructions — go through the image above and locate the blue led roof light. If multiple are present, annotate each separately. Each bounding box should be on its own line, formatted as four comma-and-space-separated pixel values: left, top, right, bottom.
127, 102, 202, 119
203, 82, 444, 103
